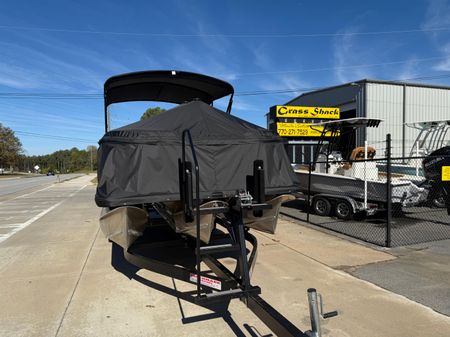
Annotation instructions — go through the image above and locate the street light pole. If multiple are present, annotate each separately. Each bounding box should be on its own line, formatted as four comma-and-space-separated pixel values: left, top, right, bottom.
90, 147, 93, 172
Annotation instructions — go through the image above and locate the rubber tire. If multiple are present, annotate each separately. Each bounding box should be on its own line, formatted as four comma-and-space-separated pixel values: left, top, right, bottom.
335, 200, 353, 220
313, 197, 332, 217
432, 195, 446, 208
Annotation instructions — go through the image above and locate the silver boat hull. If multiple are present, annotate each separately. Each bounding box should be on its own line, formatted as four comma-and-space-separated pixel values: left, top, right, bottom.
99, 206, 148, 249
99, 195, 293, 247
244, 194, 295, 234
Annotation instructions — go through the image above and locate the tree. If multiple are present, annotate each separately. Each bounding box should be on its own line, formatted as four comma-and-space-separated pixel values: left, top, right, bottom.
140, 107, 166, 120
0, 123, 23, 170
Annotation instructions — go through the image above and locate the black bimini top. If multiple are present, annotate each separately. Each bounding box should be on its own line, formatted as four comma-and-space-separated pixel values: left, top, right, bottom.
312, 117, 383, 130
104, 70, 234, 107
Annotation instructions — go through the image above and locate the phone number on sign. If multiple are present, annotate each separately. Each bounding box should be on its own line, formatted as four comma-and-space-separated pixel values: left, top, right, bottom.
277, 128, 312, 136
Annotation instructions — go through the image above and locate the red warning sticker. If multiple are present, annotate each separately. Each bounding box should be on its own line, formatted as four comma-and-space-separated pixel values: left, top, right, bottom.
189, 274, 222, 290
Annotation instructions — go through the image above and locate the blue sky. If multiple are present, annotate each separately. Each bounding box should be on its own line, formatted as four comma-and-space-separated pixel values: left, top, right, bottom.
1, 0, 450, 155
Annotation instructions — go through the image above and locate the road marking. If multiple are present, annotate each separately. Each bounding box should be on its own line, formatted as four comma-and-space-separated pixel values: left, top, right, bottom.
0, 184, 88, 244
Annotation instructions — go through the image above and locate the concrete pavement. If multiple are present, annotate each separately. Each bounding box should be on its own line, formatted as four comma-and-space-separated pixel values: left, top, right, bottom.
0, 176, 449, 336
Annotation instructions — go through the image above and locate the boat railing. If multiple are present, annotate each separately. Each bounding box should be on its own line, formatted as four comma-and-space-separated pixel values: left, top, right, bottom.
181, 129, 202, 297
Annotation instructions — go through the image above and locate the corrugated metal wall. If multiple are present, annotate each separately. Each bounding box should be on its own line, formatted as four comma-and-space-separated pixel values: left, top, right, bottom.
366, 83, 404, 157
366, 82, 450, 158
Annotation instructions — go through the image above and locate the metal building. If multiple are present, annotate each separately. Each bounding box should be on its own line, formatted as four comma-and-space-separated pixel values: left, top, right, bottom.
267, 79, 450, 163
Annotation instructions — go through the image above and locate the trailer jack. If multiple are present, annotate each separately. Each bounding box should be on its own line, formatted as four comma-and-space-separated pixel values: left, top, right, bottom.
306, 288, 338, 337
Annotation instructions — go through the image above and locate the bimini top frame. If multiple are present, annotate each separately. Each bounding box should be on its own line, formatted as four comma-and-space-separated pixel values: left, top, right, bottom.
311, 117, 383, 131
405, 119, 450, 158
309, 118, 383, 166
103, 70, 234, 132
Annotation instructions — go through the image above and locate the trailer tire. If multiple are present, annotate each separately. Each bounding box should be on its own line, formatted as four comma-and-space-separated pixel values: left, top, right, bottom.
313, 197, 331, 217
335, 200, 353, 220
432, 194, 446, 208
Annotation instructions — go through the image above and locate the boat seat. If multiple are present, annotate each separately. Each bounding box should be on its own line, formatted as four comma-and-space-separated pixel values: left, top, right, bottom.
342, 146, 376, 170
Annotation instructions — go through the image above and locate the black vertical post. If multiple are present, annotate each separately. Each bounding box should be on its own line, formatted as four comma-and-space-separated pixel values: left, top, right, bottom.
386, 133, 392, 248
307, 162, 312, 223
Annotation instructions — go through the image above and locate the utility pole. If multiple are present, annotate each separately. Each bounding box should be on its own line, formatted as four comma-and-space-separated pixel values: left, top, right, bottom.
90, 147, 93, 172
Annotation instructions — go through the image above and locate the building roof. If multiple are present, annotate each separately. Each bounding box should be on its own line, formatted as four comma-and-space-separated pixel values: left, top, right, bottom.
285, 78, 450, 106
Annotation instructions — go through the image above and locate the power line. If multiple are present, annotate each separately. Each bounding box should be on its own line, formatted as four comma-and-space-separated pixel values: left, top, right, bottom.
0, 57, 446, 100
13, 130, 96, 143
1, 72, 450, 99
235, 56, 449, 77
237, 73, 450, 96
0, 93, 101, 99
1, 24, 450, 38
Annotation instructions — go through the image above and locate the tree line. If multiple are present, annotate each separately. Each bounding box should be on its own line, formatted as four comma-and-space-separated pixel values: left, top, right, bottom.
1, 123, 97, 173
6, 146, 98, 174
22, 146, 98, 173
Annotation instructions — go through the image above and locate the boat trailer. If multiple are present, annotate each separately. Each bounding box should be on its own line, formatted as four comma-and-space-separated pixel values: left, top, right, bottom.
118, 130, 338, 336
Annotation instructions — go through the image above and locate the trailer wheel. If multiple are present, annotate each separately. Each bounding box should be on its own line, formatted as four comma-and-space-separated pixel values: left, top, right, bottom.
432, 194, 446, 208
313, 198, 331, 216
335, 200, 353, 220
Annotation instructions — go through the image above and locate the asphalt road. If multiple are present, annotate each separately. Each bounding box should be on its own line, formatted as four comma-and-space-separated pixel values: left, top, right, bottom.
0, 174, 81, 199
0, 174, 83, 244
350, 239, 450, 316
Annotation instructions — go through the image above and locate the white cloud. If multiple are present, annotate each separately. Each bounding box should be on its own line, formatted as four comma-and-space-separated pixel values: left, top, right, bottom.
332, 27, 376, 83
420, 0, 450, 72
422, 0, 450, 30
396, 57, 420, 80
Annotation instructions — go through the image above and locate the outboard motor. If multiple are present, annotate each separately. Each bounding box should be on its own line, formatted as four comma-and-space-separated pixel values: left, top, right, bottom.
422, 146, 450, 214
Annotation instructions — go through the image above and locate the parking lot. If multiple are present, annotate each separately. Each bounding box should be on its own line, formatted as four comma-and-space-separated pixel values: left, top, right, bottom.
0, 175, 450, 336
282, 199, 450, 247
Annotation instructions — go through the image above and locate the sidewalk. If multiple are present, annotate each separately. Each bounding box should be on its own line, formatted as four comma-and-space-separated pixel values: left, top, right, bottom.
0, 181, 449, 336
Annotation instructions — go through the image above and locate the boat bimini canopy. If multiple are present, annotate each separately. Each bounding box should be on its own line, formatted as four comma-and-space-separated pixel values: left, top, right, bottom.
308, 118, 383, 164
311, 117, 383, 131
103, 70, 235, 131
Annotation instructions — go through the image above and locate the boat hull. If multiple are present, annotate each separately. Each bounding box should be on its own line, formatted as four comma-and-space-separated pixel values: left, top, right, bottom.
244, 194, 295, 234
99, 195, 293, 247
99, 206, 148, 249
294, 170, 426, 206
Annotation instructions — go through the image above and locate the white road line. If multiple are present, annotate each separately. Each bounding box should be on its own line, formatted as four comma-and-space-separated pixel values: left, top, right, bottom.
0, 184, 88, 244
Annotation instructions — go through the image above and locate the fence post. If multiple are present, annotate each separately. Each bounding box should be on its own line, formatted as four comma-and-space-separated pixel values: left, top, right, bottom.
386, 134, 392, 248
307, 162, 312, 223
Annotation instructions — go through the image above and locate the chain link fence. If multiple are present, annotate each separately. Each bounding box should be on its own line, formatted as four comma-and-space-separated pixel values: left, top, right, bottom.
283, 136, 450, 247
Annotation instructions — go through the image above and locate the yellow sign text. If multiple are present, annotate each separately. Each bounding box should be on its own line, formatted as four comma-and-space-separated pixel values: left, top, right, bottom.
275, 105, 340, 119
276, 123, 335, 137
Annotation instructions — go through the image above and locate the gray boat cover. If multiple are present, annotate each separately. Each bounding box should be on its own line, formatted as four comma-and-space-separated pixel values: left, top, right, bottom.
95, 100, 297, 207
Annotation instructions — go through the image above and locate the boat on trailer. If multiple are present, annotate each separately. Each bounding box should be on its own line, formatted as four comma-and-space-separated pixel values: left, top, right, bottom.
96, 70, 297, 247
293, 118, 427, 219
95, 70, 336, 336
